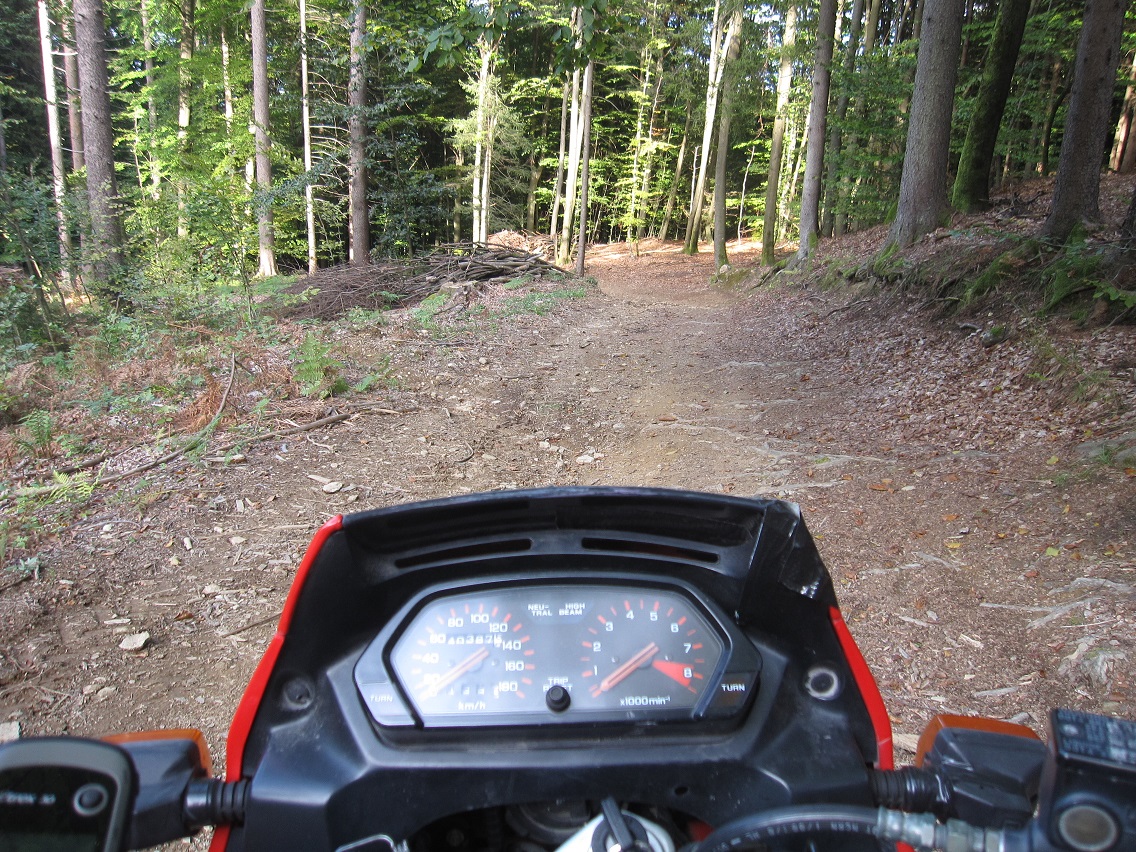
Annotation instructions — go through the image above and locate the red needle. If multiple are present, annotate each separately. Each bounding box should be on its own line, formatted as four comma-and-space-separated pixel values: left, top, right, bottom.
420, 647, 490, 698
652, 659, 692, 687
592, 642, 659, 696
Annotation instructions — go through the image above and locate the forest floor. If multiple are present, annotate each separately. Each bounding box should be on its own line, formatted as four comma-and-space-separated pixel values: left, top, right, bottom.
1, 180, 1135, 789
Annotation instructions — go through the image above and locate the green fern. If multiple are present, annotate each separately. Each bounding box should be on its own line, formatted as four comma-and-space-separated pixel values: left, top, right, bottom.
19, 410, 55, 456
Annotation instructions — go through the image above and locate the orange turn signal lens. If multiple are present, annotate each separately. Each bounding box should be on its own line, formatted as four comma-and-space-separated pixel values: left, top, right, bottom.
915, 714, 1041, 767
103, 728, 212, 776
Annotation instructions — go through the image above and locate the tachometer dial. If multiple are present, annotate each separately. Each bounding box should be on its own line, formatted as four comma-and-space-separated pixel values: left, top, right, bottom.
390, 599, 537, 716
578, 590, 723, 712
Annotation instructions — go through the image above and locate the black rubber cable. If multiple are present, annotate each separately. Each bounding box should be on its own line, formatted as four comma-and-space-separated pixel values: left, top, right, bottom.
693, 806, 883, 852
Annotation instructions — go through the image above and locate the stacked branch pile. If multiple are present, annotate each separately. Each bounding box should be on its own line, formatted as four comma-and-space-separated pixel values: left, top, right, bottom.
280, 242, 565, 321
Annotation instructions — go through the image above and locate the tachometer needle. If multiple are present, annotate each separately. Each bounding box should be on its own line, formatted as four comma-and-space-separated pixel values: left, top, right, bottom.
592, 642, 659, 696
420, 647, 490, 698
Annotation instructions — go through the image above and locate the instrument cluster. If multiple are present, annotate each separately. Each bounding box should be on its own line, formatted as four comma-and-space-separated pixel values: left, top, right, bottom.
354, 579, 762, 729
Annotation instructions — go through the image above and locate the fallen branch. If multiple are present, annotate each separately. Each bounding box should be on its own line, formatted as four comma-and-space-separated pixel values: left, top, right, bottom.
220, 611, 282, 638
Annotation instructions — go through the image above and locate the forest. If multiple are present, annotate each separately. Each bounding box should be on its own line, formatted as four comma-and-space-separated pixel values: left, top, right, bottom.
1, 0, 1134, 319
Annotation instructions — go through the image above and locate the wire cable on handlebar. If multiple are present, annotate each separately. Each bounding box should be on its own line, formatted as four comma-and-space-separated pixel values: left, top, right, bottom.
691, 805, 1016, 852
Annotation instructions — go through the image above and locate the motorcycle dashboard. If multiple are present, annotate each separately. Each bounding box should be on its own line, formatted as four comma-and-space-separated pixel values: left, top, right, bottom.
354, 578, 762, 729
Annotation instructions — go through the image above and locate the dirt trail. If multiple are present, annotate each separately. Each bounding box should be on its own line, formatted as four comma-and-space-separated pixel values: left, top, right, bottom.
2, 242, 1133, 768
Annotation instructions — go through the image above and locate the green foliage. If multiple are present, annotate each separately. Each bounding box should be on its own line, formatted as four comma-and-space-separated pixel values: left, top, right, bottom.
18, 409, 54, 456
1037, 239, 1136, 313
497, 284, 589, 317
294, 333, 349, 398
411, 291, 449, 329
352, 355, 396, 392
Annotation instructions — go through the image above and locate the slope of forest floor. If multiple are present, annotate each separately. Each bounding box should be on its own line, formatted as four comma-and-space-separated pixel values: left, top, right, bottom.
0, 176, 1134, 784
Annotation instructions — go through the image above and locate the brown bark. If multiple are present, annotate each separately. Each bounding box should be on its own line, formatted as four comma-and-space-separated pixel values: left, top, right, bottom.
762, 5, 797, 264
795, 0, 838, 263
348, 0, 369, 263
74, 0, 125, 293
885, 0, 965, 249
59, 10, 83, 172
1043, 0, 1126, 243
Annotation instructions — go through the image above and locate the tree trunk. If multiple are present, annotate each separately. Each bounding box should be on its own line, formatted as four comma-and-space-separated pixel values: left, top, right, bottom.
636, 52, 665, 242
471, 42, 493, 245
885, 0, 965, 250
1110, 51, 1136, 173
821, 0, 865, 237
660, 109, 691, 241
60, 10, 84, 172
576, 59, 594, 277
481, 110, 497, 241
38, 0, 73, 276
834, 0, 879, 235
176, 0, 194, 236
762, 5, 797, 265
1038, 61, 1067, 176
349, 0, 369, 263
951, 0, 1031, 212
795, 0, 838, 264
74, 0, 126, 293
738, 145, 755, 241
300, 0, 316, 273
684, 0, 742, 255
557, 55, 583, 266
139, 0, 159, 199
1043, 0, 1126, 243
712, 13, 744, 271
549, 80, 569, 242
250, 0, 277, 277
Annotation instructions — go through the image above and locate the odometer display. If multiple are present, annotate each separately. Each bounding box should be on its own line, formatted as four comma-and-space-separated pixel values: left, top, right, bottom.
390, 597, 536, 716
381, 583, 732, 726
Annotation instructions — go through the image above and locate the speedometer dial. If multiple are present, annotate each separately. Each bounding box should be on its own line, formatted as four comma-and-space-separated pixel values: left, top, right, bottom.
390, 598, 536, 716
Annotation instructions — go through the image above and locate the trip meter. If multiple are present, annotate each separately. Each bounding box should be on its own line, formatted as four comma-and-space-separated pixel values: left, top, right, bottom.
356, 580, 761, 729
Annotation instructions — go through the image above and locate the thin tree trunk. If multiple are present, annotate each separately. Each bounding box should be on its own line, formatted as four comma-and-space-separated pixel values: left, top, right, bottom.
636, 52, 665, 242
176, 0, 195, 236
525, 90, 551, 232
471, 42, 493, 245
74, 0, 125, 294
481, 111, 497, 242
660, 110, 691, 241
712, 12, 744, 271
300, 0, 316, 273
60, 10, 84, 172
762, 5, 797, 264
557, 52, 584, 266
1038, 61, 1067, 176
1111, 51, 1136, 173
684, 0, 742, 255
576, 59, 594, 277
38, 0, 73, 277
951, 0, 1031, 211
835, 0, 880, 234
140, 0, 159, 199
821, 0, 865, 236
795, 0, 838, 264
348, 0, 368, 263
737, 145, 755, 241
549, 80, 569, 242
250, 0, 277, 277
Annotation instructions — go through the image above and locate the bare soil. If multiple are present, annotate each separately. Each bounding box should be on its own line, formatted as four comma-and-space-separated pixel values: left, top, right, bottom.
2, 236, 1134, 782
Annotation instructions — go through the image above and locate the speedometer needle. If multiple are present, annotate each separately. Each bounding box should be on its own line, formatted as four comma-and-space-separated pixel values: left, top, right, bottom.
420, 647, 490, 698
592, 642, 659, 696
